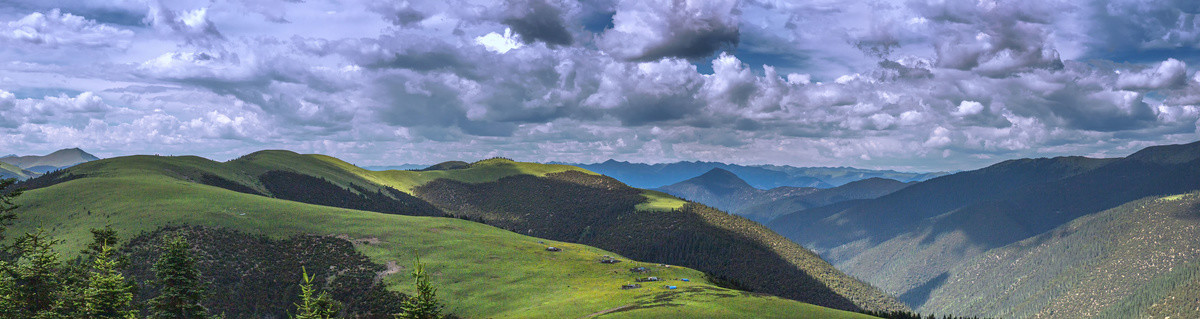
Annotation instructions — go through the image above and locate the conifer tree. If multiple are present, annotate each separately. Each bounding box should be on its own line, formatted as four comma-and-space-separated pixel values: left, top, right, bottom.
13, 229, 63, 317
0, 260, 19, 318
148, 236, 209, 319
84, 245, 137, 319
0, 178, 20, 246
0, 178, 20, 318
82, 227, 120, 262
396, 255, 442, 319
292, 267, 340, 319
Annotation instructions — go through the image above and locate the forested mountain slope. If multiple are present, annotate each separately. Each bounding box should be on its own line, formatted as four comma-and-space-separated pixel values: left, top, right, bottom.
767, 140, 1200, 316
923, 192, 1200, 319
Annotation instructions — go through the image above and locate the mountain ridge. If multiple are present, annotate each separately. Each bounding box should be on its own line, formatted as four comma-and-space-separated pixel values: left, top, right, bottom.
767, 140, 1200, 318
658, 169, 911, 223
0, 147, 100, 171
7, 152, 881, 318
14, 151, 906, 314
560, 160, 945, 189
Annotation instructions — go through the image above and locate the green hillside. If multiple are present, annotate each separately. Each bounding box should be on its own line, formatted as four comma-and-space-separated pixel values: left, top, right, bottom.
919, 192, 1200, 318
0, 161, 37, 180
27, 151, 901, 312
7, 152, 887, 318
6, 159, 874, 318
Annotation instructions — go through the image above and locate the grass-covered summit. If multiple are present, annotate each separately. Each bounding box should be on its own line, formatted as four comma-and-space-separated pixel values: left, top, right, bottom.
9, 150, 901, 317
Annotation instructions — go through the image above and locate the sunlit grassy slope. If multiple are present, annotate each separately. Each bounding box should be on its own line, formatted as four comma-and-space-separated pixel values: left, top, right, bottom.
9, 156, 872, 318
0, 161, 36, 180
61, 151, 686, 213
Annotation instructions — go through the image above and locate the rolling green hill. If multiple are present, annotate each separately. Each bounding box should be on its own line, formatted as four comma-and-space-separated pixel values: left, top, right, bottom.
921, 192, 1200, 318
8, 151, 896, 317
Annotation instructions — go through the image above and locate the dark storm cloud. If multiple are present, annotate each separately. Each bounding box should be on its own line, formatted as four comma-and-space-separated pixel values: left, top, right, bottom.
502, 0, 574, 46
599, 0, 741, 61
369, 0, 426, 26
1085, 0, 1200, 62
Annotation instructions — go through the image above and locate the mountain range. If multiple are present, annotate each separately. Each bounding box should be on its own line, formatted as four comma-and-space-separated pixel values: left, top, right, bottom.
0, 147, 100, 176
6, 141, 1200, 318
655, 168, 913, 223
6, 151, 904, 318
553, 160, 946, 189
765, 140, 1200, 318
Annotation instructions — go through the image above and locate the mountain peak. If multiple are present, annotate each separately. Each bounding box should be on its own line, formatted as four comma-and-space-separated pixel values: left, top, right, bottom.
671, 168, 756, 193
49, 147, 100, 161
699, 167, 740, 180
1, 147, 100, 170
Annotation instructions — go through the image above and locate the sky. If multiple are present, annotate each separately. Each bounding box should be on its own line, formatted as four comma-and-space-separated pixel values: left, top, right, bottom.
0, 0, 1198, 171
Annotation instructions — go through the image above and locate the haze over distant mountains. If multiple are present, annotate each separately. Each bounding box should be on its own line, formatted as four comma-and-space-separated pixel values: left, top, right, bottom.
656, 168, 913, 223
765, 140, 1200, 318
557, 160, 946, 189
0, 148, 100, 179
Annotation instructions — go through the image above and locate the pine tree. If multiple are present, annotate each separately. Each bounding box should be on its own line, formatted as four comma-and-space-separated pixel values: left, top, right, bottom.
82, 227, 120, 262
13, 229, 63, 317
83, 245, 137, 319
0, 260, 19, 318
148, 236, 209, 319
292, 267, 340, 319
0, 178, 20, 319
0, 178, 20, 244
396, 255, 442, 319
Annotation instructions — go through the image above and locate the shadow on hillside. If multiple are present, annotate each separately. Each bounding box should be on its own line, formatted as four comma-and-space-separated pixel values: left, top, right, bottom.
412, 171, 867, 312
898, 272, 948, 309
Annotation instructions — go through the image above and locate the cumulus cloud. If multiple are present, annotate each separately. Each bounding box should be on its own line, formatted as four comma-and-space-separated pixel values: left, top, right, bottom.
502, 0, 576, 46
912, 0, 1067, 76
953, 101, 985, 117
1117, 58, 1189, 90
0, 9, 133, 48
0, 0, 1198, 170
599, 0, 740, 61
146, 1, 224, 48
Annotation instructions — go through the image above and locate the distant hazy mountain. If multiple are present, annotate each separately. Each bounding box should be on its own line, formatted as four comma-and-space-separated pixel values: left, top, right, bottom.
767, 140, 1200, 317
755, 166, 950, 187
564, 160, 944, 189
1, 148, 99, 172
0, 161, 37, 180
657, 168, 912, 223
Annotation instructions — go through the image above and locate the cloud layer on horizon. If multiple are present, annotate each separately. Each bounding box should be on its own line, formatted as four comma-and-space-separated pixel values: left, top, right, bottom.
1, 0, 1198, 171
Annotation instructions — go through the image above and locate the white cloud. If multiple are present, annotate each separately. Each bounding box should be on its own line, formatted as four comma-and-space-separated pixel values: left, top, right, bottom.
475, 28, 524, 53
0, 9, 133, 48
1117, 58, 1189, 91
954, 101, 985, 116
